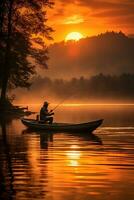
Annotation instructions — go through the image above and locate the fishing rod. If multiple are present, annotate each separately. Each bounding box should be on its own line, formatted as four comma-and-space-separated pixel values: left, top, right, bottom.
51, 93, 75, 112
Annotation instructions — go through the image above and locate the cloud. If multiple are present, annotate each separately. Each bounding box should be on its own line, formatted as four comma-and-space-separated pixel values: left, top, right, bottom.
47, 0, 134, 42
54, 0, 134, 20
58, 0, 134, 10
63, 15, 84, 24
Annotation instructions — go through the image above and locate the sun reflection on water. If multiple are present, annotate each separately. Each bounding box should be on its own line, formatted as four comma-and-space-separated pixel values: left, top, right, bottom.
66, 145, 81, 167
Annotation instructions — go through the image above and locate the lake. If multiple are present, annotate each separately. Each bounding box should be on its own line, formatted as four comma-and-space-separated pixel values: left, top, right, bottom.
0, 104, 134, 200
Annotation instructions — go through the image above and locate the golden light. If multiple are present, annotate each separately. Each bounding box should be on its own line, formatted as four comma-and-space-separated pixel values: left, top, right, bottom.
66, 145, 81, 167
65, 32, 83, 42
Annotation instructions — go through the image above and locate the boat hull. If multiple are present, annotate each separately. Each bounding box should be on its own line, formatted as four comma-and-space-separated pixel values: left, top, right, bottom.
21, 118, 103, 133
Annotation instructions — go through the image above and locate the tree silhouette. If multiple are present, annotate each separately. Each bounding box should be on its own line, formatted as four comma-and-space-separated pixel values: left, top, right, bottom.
0, 0, 54, 109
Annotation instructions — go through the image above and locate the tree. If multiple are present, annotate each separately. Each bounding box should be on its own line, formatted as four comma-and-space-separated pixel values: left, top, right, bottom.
0, 0, 54, 108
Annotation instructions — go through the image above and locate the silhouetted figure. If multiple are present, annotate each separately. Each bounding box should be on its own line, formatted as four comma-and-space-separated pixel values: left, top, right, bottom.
40, 101, 54, 124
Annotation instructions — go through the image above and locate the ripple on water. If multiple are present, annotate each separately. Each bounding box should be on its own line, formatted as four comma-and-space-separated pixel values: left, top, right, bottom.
0, 115, 134, 200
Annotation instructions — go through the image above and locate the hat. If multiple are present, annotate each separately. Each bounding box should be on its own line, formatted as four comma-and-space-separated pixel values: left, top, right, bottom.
44, 101, 49, 106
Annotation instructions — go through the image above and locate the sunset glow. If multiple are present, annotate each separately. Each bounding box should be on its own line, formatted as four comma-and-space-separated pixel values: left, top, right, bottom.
47, 0, 134, 42
65, 32, 83, 41
1, 0, 134, 199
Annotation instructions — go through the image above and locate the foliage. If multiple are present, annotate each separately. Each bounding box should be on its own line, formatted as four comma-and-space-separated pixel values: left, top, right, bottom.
0, 0, 54, 100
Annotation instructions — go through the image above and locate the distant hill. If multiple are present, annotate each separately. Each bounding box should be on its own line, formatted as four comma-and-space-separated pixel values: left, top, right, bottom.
128, 34, 134, 38
40, 31, 134, 79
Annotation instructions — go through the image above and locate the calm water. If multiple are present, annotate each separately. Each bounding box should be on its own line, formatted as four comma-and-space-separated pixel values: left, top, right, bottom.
0, 105, 134, 200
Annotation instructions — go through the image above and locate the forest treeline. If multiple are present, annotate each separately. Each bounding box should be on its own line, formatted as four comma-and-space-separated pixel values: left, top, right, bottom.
15, 73, 134, 102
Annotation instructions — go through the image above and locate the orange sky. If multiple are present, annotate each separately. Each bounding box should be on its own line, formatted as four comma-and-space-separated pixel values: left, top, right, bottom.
47, 0, 134, 42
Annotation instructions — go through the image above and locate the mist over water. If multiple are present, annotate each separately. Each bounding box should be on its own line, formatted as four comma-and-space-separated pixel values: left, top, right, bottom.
13, 73, 134, 105
0, 104, 134, 200
25, 103, 134, 126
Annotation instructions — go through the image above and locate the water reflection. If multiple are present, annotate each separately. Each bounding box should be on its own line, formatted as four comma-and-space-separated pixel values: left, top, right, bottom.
0, 119, 15, 200
67, 132, 103, 145
0, 119, 49, 200
22, 128, 103, 148
0, 105, 134, 200
22, 129, 54, 150
66, 145, 81, 167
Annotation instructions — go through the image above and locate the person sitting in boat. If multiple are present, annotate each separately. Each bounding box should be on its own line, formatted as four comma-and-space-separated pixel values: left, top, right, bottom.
40, 101, 54, 124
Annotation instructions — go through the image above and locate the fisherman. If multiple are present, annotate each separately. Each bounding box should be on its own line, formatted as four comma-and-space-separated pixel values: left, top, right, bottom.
40, 101, 54, 124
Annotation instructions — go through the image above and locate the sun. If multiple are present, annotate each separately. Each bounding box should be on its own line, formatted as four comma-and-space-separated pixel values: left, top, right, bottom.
65, 32, 83, 42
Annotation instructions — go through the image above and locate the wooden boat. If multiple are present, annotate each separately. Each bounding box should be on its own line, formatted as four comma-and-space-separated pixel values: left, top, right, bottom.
21, 118, 103, 132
